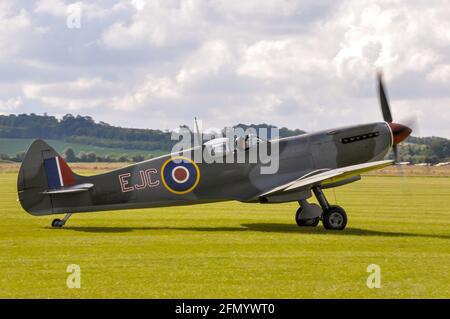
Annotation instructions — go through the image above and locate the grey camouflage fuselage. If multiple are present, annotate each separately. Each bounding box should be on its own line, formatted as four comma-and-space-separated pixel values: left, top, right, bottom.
18, 122, 392, 216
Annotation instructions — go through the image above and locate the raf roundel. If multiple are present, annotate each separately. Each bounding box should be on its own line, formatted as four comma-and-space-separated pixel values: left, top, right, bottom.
161, 156, 200, 194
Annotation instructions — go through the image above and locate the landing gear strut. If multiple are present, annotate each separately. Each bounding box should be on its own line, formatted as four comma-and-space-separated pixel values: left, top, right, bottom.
296, 187, 348, 230
51, 213, 72, 228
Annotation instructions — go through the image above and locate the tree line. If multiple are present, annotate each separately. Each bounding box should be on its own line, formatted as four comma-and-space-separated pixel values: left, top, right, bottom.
0, 148, 150, 163
0, 113, 449, 163
0, 113, 175, 151
398, 137, 450, 164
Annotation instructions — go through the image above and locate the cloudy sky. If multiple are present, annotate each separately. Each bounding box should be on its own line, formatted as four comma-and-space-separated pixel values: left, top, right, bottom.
1, 0, 450, 137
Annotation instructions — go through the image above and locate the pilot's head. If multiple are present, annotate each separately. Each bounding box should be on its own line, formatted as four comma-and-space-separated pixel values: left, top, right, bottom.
236, 136, 246, 150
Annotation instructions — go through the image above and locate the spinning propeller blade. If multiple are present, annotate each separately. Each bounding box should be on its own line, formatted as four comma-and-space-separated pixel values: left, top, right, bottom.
376, 72, 412, 163
378, 72, 393, 123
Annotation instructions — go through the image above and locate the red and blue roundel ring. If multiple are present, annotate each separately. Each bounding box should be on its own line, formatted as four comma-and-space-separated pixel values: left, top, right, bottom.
161, 156, 200, 195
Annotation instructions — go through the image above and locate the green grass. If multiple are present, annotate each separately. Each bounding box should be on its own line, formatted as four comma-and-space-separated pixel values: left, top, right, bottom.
0, 170, 449, 298
0, 138, 165, 158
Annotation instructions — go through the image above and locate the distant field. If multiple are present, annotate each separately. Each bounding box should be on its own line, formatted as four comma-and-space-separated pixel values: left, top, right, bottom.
2, 162, 450, 177
369, 165, 450, 176
0, 166, 449, 298
0, 138, 165, 158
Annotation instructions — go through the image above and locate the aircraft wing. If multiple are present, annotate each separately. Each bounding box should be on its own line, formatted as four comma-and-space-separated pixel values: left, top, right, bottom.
260, 160, 393, 197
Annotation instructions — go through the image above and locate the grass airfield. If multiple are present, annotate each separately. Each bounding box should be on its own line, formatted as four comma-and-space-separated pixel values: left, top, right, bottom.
0, 165, 449, 298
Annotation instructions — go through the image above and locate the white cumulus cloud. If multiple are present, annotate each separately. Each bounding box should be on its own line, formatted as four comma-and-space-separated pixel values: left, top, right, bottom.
0, 0, 449, 137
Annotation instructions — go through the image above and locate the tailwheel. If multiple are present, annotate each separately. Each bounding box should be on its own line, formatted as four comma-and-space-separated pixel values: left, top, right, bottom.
51, 218, 64, 228
51, 213, 73, 228
295, 207, 320, 227
322, 205, 347, 230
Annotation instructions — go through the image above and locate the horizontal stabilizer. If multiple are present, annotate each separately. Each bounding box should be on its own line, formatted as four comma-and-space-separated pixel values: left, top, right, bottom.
41, 183, 94, 195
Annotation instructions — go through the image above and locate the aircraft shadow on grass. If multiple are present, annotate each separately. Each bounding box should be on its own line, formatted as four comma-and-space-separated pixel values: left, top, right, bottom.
52, 223, 450, 240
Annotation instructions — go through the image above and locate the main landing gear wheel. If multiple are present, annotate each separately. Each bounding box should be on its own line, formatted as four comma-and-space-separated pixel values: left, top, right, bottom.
296, 187, 348, 230
295, 207, 320, 227
322, 205, 347, 230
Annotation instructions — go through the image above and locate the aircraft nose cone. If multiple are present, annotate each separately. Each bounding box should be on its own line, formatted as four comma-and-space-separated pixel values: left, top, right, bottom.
388, 122, 412, 145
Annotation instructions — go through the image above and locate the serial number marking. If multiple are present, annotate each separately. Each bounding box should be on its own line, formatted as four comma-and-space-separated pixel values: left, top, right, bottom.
118, 169, 159, 193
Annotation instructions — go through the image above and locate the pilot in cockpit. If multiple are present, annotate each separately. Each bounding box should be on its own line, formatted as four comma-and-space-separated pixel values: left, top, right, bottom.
235, 134, 253, 151
235, 135, 245, 151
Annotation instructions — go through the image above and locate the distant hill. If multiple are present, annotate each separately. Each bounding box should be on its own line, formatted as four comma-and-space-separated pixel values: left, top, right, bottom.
0, 113, 448, 163
0, 138, 165, 158
0, 114, 307, 157
234, 123, 306, 139
0, 113, 173, 152
400, 136, 450, 164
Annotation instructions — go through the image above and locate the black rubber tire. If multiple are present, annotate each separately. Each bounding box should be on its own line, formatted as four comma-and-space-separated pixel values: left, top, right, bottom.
51, 218, 62, 228
295, 207, 320, 227
322, 205, 347, 230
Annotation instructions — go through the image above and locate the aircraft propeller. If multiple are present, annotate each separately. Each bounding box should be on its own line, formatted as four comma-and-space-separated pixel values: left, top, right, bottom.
377, 72, 413, 163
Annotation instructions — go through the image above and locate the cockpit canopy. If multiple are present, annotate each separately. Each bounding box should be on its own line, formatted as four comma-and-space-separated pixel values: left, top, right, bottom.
203, 137, 230, 156
235, 134, 261, 151
203, 134, 263, 156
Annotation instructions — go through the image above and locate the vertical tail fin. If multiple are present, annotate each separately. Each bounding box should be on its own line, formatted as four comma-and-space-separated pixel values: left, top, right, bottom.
17, 139, 80, 215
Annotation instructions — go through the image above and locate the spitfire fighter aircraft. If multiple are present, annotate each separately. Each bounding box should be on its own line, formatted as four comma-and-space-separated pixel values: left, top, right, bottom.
17, 74, 412, 230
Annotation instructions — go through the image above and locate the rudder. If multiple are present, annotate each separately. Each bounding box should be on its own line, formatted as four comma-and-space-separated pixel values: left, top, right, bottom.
17, 139, 79, 216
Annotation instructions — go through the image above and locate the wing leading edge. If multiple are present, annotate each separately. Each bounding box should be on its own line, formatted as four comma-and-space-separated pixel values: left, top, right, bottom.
260, 160, 393, 198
